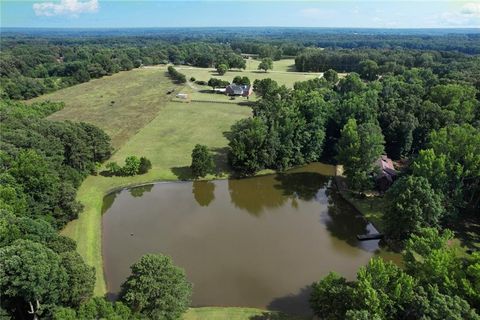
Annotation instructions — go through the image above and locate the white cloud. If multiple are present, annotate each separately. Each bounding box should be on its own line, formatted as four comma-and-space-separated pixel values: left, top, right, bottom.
460, 2, 480, 17
300, 8, 322, 17
437, 2, 480, 27
33, 0, 99, 17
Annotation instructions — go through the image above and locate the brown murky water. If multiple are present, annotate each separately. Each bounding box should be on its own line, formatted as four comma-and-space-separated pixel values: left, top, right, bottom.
102, 163, 394, 315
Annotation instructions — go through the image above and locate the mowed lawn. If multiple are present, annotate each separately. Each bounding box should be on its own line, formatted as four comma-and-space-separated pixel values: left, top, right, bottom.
183, 307, 308, 320
30, 68, 179, 148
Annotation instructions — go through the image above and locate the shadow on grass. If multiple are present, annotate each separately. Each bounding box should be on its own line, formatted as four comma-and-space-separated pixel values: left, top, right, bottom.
171, 166, 192, 180
286, 65, 298, 72
249, 312, 305, 320
99, 170, 114, 177
264, 285, 312, 318
446, 213, 480, 251
211, 147, 230, 175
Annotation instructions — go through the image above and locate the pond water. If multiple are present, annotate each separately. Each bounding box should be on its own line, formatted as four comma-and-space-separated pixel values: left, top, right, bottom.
102, 163, 395, 315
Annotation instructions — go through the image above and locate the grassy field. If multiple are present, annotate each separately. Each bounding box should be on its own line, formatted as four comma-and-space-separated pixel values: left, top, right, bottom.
176, 66, 321, 88
30, 69, 179, 148
183, 307, 307, 320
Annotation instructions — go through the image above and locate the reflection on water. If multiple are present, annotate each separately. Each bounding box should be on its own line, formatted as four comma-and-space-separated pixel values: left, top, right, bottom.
102, 163, 397, 315
129, 184, 154, 198
192, 181, 215, 207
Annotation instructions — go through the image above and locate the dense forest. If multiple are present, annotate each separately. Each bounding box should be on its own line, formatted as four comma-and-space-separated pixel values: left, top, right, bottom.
1, 28, 479, 319
1, 28, 479, 99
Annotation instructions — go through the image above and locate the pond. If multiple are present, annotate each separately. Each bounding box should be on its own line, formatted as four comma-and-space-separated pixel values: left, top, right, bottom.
102, 163, 396, 315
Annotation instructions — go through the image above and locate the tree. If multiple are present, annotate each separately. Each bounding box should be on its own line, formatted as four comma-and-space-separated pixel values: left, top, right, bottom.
138, 157, 152, 174
207, 78, 228, 90
310, 272, 354, 320
59, 251, 95, 306
122, 156, 141, 176
233, 76, 250, 86
426, 124, 480, 211
383, 176, 445, 241
324, 69, 339, 83
258, 58, 273, 72
337, 73, 366, 95
336, 119, 384, 191
404, 228, 480, 308
120, 254, 192, 320
354, 258, 415, 319
0, 240, 68, 315
411, 285, 480, 320
228, 118, 270, 175
358, 59, 379, 81
252, 78, 278, 98
216, 63, 228, 75
190, 144, 215, 178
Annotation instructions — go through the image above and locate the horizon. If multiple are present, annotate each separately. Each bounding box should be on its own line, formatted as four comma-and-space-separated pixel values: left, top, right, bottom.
2, 1, 479, 29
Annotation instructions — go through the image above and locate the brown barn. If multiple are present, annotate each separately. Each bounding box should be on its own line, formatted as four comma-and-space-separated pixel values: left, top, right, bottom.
375, 155, 397, 192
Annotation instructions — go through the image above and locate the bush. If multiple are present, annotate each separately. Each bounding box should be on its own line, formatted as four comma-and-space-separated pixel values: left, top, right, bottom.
138, 157, 152, 174
106, 161, 122, 175
190, 77, 196, 82
122, 156, 141, 176
191, 144, 215, 178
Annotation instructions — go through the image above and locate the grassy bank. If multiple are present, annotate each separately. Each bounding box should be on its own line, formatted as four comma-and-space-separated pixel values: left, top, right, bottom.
183, 307, 307, 320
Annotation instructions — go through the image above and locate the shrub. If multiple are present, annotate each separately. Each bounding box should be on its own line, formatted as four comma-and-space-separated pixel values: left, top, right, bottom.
138, 157, 152, 174
122, 156, 141, 176
106, 161, 122, 175
190, 77, 196, 82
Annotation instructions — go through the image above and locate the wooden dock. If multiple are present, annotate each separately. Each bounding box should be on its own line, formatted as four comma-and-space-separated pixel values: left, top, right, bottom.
356, 233, 384, 241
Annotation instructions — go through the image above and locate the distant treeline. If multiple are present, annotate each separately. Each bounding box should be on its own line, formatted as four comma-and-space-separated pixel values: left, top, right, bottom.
1, 29, 479, 100
295, 48, 480, 93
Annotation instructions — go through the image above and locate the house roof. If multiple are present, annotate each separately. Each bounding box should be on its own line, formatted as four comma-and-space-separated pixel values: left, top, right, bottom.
376, 155, 397, 180
226, 84, 251, 96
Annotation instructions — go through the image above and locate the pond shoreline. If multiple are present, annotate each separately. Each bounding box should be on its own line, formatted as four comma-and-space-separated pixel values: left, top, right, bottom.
101, 164, 384, 315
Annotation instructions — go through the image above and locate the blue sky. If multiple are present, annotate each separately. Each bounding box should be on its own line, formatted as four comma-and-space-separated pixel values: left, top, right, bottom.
1, 1, 479, 29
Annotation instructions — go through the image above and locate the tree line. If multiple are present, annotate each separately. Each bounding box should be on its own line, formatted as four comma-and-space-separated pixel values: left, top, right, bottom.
2, 30, 479, 100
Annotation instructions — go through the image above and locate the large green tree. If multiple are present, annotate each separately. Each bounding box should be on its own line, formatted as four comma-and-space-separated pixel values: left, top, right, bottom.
383, 176, 445, 241
258, 58, 273, 72
310, 272, 354, 320
336, 118, 384, 191
120, 254, 192, 320
190, 144, 215, 178
0, 240, 68, 317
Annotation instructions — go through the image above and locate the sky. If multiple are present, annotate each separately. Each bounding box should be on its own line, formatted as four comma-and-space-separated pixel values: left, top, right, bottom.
1, 0, 479, 29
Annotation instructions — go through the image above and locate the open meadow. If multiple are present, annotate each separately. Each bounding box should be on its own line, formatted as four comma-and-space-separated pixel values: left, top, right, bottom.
30, 68, 180, 148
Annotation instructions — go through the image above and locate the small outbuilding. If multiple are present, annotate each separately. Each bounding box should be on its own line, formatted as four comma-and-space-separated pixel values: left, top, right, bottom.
176, 93, 188, 99
375, 155, 397, 192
